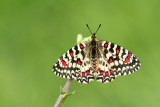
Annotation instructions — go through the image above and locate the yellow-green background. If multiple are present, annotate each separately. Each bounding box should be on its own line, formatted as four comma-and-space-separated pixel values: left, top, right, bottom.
0, 0, 160, 107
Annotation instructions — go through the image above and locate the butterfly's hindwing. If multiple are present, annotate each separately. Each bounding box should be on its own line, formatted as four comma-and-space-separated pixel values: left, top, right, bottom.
52, 43, 95, 83
76, 57, 95, 83
96, 41, 141, 83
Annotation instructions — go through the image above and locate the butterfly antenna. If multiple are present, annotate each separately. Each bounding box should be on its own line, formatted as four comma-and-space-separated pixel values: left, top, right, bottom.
95, 24, 101, 34
86, 24, 93, 35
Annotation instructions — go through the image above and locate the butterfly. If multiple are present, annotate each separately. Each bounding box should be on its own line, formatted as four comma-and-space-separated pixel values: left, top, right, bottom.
52, 24, 141, 84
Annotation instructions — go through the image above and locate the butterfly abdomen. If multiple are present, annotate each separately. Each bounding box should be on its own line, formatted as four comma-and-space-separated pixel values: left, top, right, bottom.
90, 39, 98, 70
91, 57, 97, 70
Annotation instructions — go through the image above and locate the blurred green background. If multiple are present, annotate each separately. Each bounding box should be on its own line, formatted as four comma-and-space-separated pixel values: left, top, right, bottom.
0, 0, 160, 107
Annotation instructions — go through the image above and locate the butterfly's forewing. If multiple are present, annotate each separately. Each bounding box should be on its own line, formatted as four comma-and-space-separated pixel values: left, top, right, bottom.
96, 41, 141, 83
52, 42, 94, 83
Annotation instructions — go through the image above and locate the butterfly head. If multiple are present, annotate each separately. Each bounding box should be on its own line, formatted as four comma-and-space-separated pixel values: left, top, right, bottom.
92, 33, 96, 38
86, 24, 101, 39
90, 33, 98, 46
91, 33, 98, 43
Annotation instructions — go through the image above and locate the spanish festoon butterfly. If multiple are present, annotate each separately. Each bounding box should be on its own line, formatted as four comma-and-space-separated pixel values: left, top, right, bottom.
52, 24, 141, 83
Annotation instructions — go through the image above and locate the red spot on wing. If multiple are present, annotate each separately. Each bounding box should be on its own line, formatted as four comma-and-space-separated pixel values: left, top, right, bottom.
98, 68, 100, 70
124, 56, 130, 63
116, 49, 120, 54
62, 61, 65, 64
79, 72, 81, 75
105, 72, 109, 75
70, 51, 73, 57
109, 58, 112, 63
126, 57, 129, 62
104, 43, 108, 48
110, 70, 112, 74
82, 72, 85, 76
86, 70, 90, 74
100, 71, 104, 75
62, 60, 68, 67
128, 52, 132, 56
77, 60, 81, 65
80, 44, 84, 49
60, 57, 63, 61
90, 67, 92, 70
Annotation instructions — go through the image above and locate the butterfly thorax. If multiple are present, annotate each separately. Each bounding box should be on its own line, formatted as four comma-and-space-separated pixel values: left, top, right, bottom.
90, 36, 99, 70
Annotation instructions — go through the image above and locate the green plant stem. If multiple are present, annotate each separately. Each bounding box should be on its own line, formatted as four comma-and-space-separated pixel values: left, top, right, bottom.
54, 79, 73, 107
